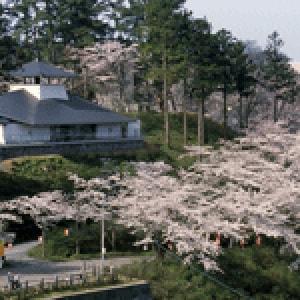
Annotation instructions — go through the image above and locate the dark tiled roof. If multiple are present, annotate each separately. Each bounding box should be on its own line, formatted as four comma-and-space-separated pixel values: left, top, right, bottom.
10, 61, 77, 78
0, 90, 133, 126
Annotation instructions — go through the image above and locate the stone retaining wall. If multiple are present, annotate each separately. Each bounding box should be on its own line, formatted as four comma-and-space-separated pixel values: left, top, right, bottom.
0, 138, 144, 161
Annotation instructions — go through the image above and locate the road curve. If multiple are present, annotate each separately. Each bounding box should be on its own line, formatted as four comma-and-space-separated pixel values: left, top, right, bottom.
0, 241, 148, 288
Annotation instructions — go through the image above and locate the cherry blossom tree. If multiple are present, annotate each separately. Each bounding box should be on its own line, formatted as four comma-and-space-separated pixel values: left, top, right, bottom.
0, 191, 76, 256
66, 41, 139, 111
109, 122, 300, 269
1, 120, 298, 270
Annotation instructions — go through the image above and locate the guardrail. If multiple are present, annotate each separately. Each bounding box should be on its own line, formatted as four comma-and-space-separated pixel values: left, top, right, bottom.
0, 264, 122, 299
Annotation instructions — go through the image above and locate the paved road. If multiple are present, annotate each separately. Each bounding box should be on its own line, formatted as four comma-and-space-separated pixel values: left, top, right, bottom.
0, 241, 148, 288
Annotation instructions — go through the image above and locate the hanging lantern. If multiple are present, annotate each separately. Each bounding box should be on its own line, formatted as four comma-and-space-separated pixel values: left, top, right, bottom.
256, 235, 261, 246
167, 241, 173, 251
64, 228, 69, 237
240, 239, 245, 248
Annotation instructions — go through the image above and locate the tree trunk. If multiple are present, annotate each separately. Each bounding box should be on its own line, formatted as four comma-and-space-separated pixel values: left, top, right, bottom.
42, 225, 46, 258
163, 44, 169, 147
239, 95, 243, 129
274, 97, 278, 122
112, 228, 116, 252
198, 96, 205, 146
223, 83, 228, 138
245, 96, 251, 128
119, 63, 125, 112
183, 79, 187, 147
83, 67, 88, 99
75, 218, 80, 256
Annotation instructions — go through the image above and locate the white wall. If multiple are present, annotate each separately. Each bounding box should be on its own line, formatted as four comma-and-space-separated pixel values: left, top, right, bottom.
127, 120, 141, 138
10, 84, 68, 100
96, 125, 121, 139
0, 125, 5, 144
4, 123, 51, 144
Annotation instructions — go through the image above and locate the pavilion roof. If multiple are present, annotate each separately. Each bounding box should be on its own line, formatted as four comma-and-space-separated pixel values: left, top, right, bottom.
10, 60, 77, 78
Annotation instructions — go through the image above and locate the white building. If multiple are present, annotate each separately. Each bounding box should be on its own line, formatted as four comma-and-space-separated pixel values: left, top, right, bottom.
0, 60, 141, 146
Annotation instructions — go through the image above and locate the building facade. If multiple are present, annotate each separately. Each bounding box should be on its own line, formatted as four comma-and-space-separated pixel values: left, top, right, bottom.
0, 60, 142, 149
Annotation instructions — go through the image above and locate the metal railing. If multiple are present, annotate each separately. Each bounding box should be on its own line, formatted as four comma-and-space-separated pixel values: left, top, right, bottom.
0, 264, 122, 299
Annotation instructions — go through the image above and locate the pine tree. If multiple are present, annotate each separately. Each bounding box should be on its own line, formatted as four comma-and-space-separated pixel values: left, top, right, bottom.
140, 0, 187, 147
110, 0, 148, 42
57, 0, 108, 48
0, 3, 16, 77
215, 29, 238, 137
10, 0, 38, 62
232, 41, 257, 129
188, 18, 218, 146
263, 31, 299, 122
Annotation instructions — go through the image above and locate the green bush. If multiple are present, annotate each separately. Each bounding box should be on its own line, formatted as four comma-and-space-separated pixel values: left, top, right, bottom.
119, 259, 233, 300
28, 223, 149, 260
0, 171, 47, 200
217, 245, 300, 299
119, 245, 299, 299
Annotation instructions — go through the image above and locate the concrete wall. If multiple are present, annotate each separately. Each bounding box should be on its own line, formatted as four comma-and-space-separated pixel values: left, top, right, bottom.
128, 120, 141, 138
96, 125, 122, 139
0, 125, 5, 144
51, 282, 152, 300
4, 123, 51, 144
0, 138, 144, 161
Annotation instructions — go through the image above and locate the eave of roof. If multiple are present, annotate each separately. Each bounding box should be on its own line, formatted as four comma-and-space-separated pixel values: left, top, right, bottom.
0, 90, 135, 126
10, 60, 77, 78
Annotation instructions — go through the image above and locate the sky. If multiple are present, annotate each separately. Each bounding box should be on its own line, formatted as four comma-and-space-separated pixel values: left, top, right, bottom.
186, 0, 300, 61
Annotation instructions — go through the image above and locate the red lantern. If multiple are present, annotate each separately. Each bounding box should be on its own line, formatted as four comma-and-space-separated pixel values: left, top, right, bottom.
64, 228, 69, 237
256, 235, 261, 246
167, 241, 173, 251
240, 239, 245, 248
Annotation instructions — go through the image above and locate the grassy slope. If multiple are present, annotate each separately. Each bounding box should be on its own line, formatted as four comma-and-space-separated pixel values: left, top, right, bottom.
119, 245, 300, 299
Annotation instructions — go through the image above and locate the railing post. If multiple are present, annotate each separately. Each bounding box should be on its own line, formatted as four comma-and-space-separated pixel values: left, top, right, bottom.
55, 275, 59, 290
25, 280, 29, 296
110, 265, 114, 282
97, 265, 102, 283
40, 278, 44, 292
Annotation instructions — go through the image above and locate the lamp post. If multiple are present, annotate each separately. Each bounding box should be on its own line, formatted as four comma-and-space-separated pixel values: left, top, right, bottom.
100, 212, 105, 274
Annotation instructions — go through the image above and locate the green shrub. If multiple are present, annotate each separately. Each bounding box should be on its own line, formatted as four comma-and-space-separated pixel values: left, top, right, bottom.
217, 245, 300, 299
28, 223, 148, 260
119, 259, 233, 300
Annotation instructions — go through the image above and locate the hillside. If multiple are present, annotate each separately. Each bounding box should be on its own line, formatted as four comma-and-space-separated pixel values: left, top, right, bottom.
0, 112, 233, 200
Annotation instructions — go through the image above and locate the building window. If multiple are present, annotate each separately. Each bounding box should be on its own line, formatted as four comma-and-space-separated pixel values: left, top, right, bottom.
121, 125, 127, 138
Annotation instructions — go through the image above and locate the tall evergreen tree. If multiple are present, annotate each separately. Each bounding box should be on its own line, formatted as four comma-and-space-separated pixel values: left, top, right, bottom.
140, 0, 186, 147
10, 0, 38, 62
109, 0, 147, 42
188, 18, 217, 146
57, 0, 108, 48
232, 41, 257, 129
215, 29, 237, 137
0, 3, 16, 77
10, 0, 109, 64
263, 31, 299, 122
